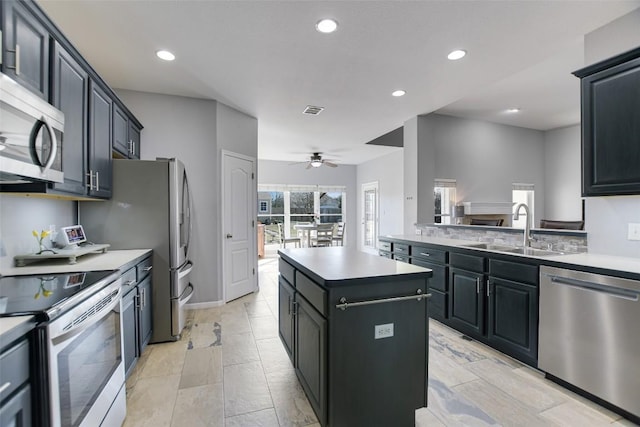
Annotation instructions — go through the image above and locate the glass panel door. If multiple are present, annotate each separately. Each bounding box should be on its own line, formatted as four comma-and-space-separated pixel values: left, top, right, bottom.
362, 182, 379, 253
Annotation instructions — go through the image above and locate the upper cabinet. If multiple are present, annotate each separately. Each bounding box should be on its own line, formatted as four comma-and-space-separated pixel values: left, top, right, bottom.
574, 46, 640, 197
0, 0, 143, 199
1, 0, 50, 99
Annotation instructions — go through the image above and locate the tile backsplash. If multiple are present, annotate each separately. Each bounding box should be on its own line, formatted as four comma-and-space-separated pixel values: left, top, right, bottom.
417, 224, 588, 254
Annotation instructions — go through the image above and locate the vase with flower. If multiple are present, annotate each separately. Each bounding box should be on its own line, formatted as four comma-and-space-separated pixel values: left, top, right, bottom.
32, 229, 55, 255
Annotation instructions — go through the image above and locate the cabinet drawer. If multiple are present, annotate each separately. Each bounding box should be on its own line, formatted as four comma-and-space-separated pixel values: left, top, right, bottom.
279, 258, 296, 286
121, 267, 137, 294
450, 252, 485, 273
489, 259, 538, 285
412, 259, 447, 292
136, 256, 153, 282
378, 240, 392, 252
295, 271, 327, 317
412, 245, 447, 264
0, 339, 29, 403
393, 243, 410, 255
379, 250, 392, 259
393, 254, 410, 263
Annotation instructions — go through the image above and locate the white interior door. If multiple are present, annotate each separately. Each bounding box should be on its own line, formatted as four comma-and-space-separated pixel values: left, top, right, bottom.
362, 181, 379, 254
223, 151, 257, 302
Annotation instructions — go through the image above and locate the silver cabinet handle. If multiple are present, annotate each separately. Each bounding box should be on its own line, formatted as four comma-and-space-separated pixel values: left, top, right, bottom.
125, 280, 136, 286
132, 140, 136, 157
86, 171, 94, 189
419, 253, 430, 257
0, 381, 11, 394
128, 140, 133, 155
336, 289, 431, 311
143, 266, 153, 272
135, 294, 141, 309
6, 44, 20, 74
141, 288, 145, 308
95, 171, 100, 191
486, 280, 490, 297
476, 278, 480, 294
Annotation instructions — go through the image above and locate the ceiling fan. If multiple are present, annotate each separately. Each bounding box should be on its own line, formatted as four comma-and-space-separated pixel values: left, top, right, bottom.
291, 152, 338, 169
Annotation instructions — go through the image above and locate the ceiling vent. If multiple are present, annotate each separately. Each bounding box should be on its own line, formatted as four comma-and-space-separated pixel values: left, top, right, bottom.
303, 105, 324, 115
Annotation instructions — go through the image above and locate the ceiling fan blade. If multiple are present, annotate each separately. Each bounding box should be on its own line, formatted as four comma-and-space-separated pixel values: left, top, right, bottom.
306, 162, 313, 169
323, 161, 338, 168
288, 161, 308, 166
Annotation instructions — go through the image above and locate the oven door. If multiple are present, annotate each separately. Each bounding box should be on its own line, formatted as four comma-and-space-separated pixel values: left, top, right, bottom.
47, 279, 125, 427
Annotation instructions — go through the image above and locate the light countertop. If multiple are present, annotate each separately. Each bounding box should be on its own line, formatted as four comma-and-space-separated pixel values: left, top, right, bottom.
381, 235, 640, 277
0, 316, 35, 347
279, 247, 431, 286
0, 249, 152, 276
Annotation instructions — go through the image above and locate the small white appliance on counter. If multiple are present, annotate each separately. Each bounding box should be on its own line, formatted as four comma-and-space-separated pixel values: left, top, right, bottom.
56, 224, 87, 249
80, 158, 194, 343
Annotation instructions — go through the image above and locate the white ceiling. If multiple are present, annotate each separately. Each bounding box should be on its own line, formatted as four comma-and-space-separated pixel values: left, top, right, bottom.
38, 0, 640, 165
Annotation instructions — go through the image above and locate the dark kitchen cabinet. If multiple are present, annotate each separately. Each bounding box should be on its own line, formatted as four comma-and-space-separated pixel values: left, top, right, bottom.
0, 337, 31, 427
295, 294, 327, 426
1, 0, 49, 99
121, 255, 153, 378
51, 41, 89, 195
574, 46, 640, 196
113, 104, 142, 159
448, 267, 485, 337
278, 276, 295, 361
412, 244, 448, 322
88, 80, 113, 198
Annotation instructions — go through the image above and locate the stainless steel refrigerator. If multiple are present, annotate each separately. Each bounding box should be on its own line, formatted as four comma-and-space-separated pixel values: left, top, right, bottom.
80, 158, 194, 343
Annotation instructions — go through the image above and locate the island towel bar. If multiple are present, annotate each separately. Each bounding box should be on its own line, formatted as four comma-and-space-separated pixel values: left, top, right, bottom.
335, 290, 431, 311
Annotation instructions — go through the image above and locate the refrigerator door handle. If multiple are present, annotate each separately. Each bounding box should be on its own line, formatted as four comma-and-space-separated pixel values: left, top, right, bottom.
178, 261, 194, 279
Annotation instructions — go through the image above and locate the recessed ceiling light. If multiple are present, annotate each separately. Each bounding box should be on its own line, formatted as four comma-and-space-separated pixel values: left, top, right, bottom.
156, 50, 175, 61
506, 108, 521, 113
316, 18, 338, 34
392, 90, 406, 97
447, 49, 467, 60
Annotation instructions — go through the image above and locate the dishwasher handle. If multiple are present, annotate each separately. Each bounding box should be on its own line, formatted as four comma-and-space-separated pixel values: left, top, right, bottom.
547, 275, 639, 301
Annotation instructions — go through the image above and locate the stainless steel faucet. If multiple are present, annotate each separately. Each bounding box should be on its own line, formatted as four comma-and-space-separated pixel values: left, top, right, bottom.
513, 203, 533, 248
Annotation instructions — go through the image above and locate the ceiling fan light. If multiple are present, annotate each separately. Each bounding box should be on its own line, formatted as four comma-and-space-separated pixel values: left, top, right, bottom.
310, 160, 323, 167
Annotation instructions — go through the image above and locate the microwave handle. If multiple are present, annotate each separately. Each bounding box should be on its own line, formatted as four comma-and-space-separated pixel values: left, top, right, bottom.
30, 115, 58, 174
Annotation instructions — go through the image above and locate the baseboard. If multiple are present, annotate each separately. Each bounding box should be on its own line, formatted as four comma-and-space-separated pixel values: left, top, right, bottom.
186, 300, 225, 310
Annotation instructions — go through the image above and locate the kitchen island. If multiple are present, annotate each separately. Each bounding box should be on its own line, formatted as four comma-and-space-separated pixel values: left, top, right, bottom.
278, 247, 432, 427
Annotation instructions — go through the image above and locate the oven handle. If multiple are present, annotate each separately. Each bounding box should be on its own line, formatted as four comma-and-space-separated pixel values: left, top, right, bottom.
51, 287, 121, 345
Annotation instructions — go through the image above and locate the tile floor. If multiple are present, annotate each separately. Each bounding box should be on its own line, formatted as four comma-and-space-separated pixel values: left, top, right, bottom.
123, 247, 638, 426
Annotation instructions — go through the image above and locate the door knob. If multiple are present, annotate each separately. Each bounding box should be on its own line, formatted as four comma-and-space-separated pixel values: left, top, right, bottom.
226, 233, 233, 239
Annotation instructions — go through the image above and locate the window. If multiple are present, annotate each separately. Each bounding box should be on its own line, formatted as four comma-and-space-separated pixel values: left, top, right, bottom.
257, 185, 346, 240
512, 183, 534, 229
434, 179, 457, 224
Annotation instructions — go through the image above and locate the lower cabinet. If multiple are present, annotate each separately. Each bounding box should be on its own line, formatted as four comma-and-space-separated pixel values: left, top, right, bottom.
122, 255, 153, 378
448, 267, 485, 337
278, 277, 295, 361
0, 338, 31, 427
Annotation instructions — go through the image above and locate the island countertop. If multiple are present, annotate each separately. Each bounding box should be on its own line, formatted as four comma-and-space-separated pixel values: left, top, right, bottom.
278, 246, 431, 287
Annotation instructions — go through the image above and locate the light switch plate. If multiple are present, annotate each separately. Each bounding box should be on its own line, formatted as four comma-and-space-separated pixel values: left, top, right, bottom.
628, 223, 640, 241
375, 323, 394, 339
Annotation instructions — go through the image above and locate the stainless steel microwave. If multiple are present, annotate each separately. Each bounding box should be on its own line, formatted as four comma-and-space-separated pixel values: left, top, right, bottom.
0, 72, 64, 183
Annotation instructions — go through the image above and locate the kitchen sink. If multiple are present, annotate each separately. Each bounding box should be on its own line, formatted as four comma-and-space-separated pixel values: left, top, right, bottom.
463, 243, 565, 257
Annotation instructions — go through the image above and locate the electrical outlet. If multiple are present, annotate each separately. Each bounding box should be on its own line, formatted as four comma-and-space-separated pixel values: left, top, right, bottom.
374, 323, 394, 339
628, 223, 640, 241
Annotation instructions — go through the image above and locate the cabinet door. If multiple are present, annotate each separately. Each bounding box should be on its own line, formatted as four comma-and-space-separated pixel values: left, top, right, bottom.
448, 268, 484, 337
295, 296, 327, 426
138, 275, 153, 351
122, 288, 138, 378
2, 0, 49, 98
0, 385, 31, 427
581, 55, 640, 196
113, 104, 130, 158
278, 277, 295, 362
129, 122, 141, 159
51, 41, 89, 195
487, 277, 538, 365
88, 80, 112, 198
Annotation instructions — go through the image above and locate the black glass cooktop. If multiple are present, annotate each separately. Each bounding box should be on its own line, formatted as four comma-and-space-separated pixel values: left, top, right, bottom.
0, 270, 116, 320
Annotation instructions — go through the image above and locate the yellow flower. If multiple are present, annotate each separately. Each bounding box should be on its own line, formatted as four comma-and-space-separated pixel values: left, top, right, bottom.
42, 289, 53, 297
32, 230, 38, 238
40, 230, 51, 239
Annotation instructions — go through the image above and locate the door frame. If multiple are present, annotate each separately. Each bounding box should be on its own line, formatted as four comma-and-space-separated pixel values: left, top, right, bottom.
361, 181, 379, 254
221, 149, 258, 303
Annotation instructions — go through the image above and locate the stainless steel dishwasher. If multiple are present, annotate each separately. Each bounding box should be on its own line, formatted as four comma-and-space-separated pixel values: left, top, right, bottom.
539, 266, 640, 420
